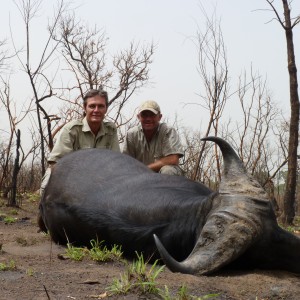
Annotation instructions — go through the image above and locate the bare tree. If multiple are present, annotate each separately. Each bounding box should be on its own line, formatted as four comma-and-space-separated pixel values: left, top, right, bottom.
109, 42, 154, 127
5, 0, 153, 196
181, 4, 290, 207
181, 128, 218, 187
13, 0, 67, 175
221, 66, 291, 216
233, 69, 279, 173
265, 0, 300, 225
185, 8, 229, 181
0, 39, 12, 71
0, 78, 35, 193
52, 15, 154, 142
9, 129, 21, 207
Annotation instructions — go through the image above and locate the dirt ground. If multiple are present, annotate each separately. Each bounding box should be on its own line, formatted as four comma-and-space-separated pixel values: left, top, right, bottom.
0, 197, 300, 300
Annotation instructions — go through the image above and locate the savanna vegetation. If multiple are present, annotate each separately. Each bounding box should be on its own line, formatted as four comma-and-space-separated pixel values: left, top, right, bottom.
0, 0, 299, 226
1, 1, 300, 299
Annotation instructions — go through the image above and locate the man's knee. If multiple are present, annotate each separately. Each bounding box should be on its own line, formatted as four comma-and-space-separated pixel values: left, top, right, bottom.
40, 167, 52, 196
159, 165, 183, 176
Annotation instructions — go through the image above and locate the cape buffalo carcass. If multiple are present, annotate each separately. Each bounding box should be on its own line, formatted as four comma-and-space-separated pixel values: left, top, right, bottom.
39, 136, 300, 275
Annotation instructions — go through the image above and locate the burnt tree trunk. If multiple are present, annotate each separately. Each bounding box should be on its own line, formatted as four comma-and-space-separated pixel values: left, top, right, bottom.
280, 0, 299, 225
8, 129, 21, 207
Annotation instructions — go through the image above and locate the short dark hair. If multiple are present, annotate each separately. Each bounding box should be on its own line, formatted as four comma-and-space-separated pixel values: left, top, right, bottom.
83, 88, 108, 107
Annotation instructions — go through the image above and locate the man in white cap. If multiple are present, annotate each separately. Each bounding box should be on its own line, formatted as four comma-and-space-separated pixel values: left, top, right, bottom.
122, 100, 184, 175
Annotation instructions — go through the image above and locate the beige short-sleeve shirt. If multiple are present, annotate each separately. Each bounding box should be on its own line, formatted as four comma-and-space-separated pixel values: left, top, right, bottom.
122, 123, 184, 165
48, 117, 120, 163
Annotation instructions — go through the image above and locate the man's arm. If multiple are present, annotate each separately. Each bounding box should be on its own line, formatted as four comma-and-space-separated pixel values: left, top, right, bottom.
122, 131, 136, 157
148, 125, 183, 172
47, 125, 76, 163
110, 130, 121, 152
148, 154, 180, 172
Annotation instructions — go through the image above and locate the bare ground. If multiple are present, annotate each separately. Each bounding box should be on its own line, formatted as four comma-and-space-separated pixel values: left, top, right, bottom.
0, 197, 300, 300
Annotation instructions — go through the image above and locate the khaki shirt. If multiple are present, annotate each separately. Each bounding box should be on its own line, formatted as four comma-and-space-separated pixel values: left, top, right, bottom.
48, 117, 120, 163
122, 123, 184, 165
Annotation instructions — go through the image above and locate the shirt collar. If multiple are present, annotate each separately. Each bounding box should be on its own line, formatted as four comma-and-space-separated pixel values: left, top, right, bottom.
82, 117, 106, 136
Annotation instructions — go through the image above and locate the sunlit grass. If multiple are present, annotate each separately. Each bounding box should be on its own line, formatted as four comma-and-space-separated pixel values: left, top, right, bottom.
89, 239, 123, 262
65, 243, 88, 261
107, 252, 164, 295
26, 192, 40, 203
0, 260, 16, 271
65, 239, 124, 263
26, 268, 35, 276
279, 215, 300, 234
160, 284, 220, 300
3, 216, 17, 224
107, 253, 220, 299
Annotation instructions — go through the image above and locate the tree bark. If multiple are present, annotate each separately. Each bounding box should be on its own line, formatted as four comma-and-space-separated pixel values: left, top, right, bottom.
8, 129, 21, 207
280, 0, 299, 225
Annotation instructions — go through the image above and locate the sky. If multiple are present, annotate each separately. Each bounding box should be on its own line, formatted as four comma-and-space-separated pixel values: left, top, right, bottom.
0, 0, 300, 142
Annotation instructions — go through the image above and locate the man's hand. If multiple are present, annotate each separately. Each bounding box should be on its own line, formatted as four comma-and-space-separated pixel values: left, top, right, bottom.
148, 154, 180, 172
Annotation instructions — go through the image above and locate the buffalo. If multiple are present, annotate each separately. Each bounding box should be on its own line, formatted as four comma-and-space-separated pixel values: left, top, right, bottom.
39, 136, 300, 275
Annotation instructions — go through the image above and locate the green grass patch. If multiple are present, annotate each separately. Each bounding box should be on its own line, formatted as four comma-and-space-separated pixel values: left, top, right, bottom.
89, 239, 123, 262
108, 253, 220, 299
65, 243, 88, 261
64, 241, 220, 299
279, 216, 300, 234
26, 192, 40, 203
26, 268, 35, 276
0, 260, 16, 271
3, 216, 17, 224
107, 252, 164, 296
160, 284, 220, 300
65, 239, 124, 262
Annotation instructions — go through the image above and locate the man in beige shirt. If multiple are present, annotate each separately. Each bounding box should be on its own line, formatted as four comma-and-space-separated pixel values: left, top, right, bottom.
40, 88, 120, 194
123, 100, 184, 175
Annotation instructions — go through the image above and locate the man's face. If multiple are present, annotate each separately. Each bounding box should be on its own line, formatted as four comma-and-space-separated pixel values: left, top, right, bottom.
84, 95, 107, 125
138, 110, 162, 132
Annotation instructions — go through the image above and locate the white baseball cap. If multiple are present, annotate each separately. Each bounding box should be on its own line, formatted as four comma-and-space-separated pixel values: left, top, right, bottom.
138, 100, 161, 114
